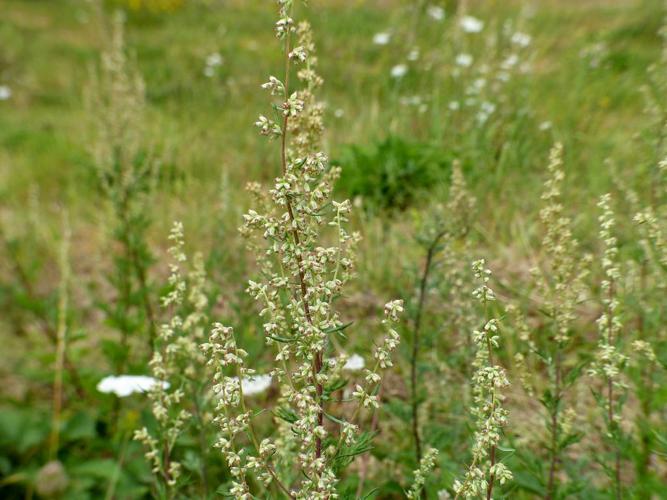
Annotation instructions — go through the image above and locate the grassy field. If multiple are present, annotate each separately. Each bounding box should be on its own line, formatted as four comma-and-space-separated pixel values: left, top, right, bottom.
1, 0, 666, 498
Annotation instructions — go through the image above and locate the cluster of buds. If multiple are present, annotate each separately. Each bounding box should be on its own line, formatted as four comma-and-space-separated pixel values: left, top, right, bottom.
454, 260, 512, 498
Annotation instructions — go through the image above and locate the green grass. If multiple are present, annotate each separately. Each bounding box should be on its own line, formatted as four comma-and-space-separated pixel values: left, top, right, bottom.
1, 0, 666, 498
0, 0, 661, 214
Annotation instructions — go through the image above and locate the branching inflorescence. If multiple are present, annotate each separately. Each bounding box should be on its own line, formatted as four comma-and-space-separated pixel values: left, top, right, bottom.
590, 194, 627, 499
206, 1, 403, 497
87, 11, 159, 368
454, 260, 512, 499
534, 143, 589, 498
135, 222, 210, 496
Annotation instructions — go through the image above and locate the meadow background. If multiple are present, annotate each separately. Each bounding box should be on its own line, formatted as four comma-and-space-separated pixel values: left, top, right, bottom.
1, 0, 666, 498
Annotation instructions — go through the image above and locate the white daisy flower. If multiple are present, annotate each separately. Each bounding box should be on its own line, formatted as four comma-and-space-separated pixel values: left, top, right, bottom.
455, 53, 473, 67
391, 63, 408, 78
502, 54, 519, 69
0, 86, 11, 101
511, 32, 532, 47
97, 375, 168, 397
476, 101, 496, 123
240, 374, 272, 396
343, 354, 366, 371
460, 15, 484, 33
480, 101, 496, 114
206, 52, 223, 67
373, 32, 391, 45
427, 5, 445, 21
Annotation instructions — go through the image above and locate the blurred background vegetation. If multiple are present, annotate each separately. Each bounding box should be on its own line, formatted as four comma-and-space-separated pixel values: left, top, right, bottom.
1, 0, 666, 498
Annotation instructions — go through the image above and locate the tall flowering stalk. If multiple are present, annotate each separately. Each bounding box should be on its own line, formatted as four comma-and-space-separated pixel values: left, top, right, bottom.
206, 1, 403, 498
629, 11, 667, 492
409, 162, 476, 463
49, 213, 71, 461
454, 260, 512, 499
135, 222, 210, 497
624, 234, 663, 495
590, 194, 627, 499
87, 11, 158, 368
535, 143, 589, 498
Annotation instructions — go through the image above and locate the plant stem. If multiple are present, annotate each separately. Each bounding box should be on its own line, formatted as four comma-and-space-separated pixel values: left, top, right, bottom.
484, 300, 497, 500
355, 384, 383, 498
411, 245, 435, 464
278, 4, 324, 468
192, 393, 209, 496
546, 334, 562, 500
486, 445, 496, 500
129, 240, 157, 350
236, 363, 296, 499
118, 204, 157, 357
636, 260, 654, 494
606, 278, 621, 500
49, 214, 70, 460
410, 231, 446, 466
104, 432, 130, 500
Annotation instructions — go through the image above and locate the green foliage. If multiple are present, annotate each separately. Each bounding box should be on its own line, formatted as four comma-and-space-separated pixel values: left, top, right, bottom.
336, 135, 453, 213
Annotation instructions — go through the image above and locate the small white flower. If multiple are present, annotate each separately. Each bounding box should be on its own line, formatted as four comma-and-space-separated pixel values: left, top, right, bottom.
455, 53, 473, 67
343, 354, 365, 371
0, 86, 11, 101
408, 49, 420, 61
261, 75, 284, 95
391, 64, 408, 78
427, 5, 445, 21
240, 374, 272, 396
206, 52, 223, 67
476, 101, 496, 124
204, 52, 224, 77
539, 121, 552, 131
502, 54, 519, 69
460, 15, 484, 33
472, 77, 486, 92
384, 299, 404, 320
373, 32, 391, 45
97, 375, 168, 397
334, 108, 345, 118
289, 46, 307, 62
482, 100, 496, 112
511, 32, 531, 47
448, 100, 460, 110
